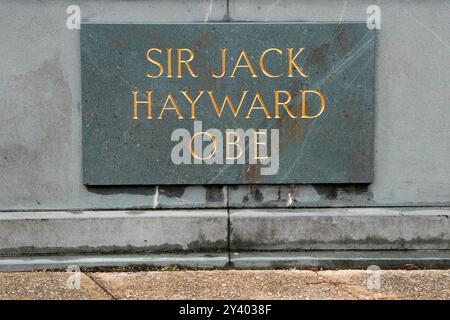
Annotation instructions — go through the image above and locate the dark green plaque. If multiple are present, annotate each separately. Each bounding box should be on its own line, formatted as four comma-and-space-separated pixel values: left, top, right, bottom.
81, 23, 375, 185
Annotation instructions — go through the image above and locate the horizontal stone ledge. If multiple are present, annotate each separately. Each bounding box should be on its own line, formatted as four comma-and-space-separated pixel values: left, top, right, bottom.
1, 251, 449, 271
0, 210, 228, 256
230, 251, 450, 269
1, 208, 450, 256
0, 254, 229, 272
230, 208, 450, 251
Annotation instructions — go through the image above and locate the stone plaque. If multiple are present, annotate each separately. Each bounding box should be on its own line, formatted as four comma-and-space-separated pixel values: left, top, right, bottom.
81, 23, 375, 185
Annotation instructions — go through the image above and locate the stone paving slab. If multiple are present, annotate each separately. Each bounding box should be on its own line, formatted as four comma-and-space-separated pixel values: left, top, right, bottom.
89, 270, 356, 300
0, 272, 111, 300
318, 270, 450, 300
0, 270, 448, 300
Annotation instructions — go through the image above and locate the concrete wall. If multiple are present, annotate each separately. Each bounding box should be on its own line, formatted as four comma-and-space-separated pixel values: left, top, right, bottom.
1, 0, 449, 211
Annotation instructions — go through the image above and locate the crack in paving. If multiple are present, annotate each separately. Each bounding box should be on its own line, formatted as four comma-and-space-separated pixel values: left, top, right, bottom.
85, 273, 117, 300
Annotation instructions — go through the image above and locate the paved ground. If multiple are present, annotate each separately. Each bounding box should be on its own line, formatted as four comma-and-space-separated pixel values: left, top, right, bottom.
0, 270, 448, 300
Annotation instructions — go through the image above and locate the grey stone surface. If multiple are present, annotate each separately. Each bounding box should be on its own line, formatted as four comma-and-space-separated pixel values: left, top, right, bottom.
228, 0, 450, 207
2, 251, 450, 271
1, 207, 449, 257
231, 251, 450, 269
0, 253, 229, 272
0, 0, 449, 210
0, 210, 228, 255
0, 0, 228, 210
230, 208, 450, 250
